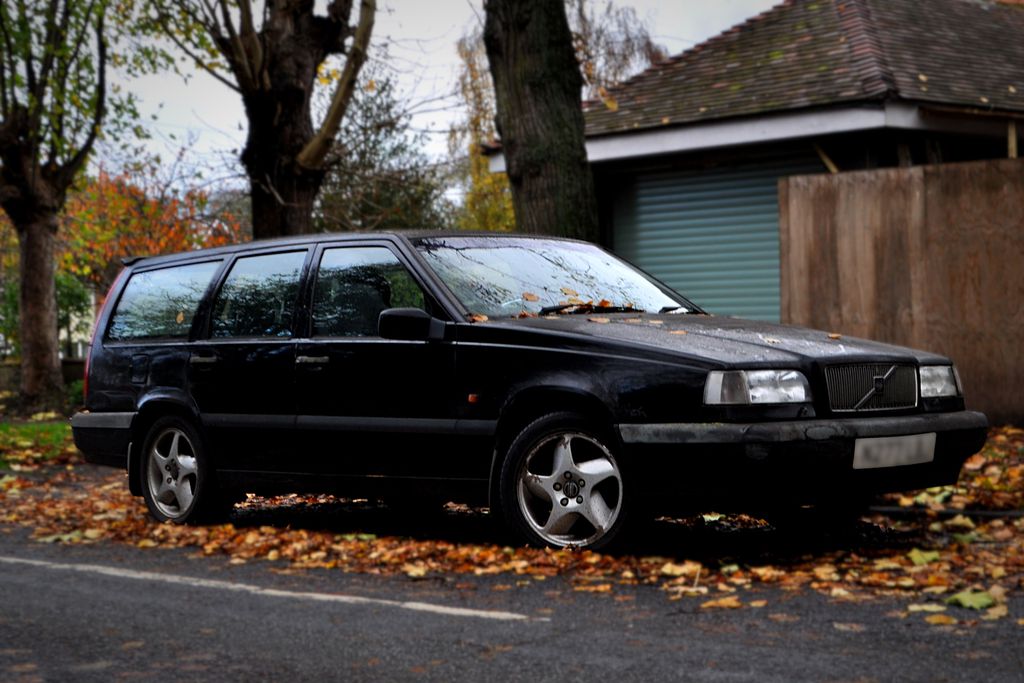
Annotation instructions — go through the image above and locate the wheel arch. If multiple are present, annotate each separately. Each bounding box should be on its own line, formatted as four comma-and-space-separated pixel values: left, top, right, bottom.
128, 393, 202, 496
487, 386, 617, 510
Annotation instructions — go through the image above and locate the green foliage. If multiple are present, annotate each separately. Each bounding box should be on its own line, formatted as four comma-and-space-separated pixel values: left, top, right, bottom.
55, 271, 91, 352
317, 68, 455, 232
0, 270, 91, 358
0, 270, 16, 357
0, 419, 71, 469
65, 378, 84, 410
0, 0, 167, 173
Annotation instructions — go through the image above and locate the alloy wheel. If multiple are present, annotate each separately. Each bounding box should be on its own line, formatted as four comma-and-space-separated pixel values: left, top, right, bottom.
515, 431, 623, 547
145, 427, 199, 520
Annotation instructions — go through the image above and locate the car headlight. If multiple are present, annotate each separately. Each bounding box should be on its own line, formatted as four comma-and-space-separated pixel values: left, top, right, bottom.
704, 370, 812, 405
919, 365, 961, 398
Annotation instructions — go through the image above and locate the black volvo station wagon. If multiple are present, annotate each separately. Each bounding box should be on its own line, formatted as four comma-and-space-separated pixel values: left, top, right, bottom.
73, 233, 988, 549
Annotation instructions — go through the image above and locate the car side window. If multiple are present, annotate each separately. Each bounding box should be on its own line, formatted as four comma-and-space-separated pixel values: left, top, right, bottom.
210, 251, 306, 338
107, 261, 221, 341
312, 247, 426, 337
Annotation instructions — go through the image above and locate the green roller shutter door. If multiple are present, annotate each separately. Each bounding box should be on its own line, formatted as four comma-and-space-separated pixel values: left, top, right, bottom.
613, 157, 822, 322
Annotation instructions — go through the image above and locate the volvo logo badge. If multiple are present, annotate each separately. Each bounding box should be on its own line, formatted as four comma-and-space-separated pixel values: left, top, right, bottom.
854, 365, 897, 410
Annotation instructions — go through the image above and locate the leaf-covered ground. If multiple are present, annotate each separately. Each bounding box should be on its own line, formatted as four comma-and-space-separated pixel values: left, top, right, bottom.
1, 421, 1022, 626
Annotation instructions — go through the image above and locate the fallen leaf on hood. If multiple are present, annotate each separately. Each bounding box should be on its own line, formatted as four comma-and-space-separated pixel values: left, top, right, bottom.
468, 314, 488, 323
588, 317, 610, 324
828, 333, 842, 340
522, 292, 539, 302
669, 330, 688, 335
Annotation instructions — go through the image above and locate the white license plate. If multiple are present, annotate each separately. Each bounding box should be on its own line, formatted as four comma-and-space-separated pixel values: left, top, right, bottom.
853, 433, 936, 470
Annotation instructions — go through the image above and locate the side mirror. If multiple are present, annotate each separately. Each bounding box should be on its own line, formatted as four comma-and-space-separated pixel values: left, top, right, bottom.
378, 308, 443, 341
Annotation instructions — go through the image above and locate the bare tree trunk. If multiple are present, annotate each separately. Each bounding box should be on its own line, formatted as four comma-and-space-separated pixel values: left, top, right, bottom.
484, 0, 599, 241
16, 213, 63, 412
182, 0, 376, 241
242, 94, 325, 238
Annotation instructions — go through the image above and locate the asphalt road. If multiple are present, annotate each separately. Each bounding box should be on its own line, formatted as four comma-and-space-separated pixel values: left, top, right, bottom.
0, 527, 1020, 682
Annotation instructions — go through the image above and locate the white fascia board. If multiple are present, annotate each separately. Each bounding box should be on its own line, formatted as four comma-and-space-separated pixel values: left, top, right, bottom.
485, 102, 1005, 172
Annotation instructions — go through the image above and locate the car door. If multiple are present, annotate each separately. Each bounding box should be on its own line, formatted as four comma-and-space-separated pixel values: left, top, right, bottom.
188, 247, 311, 473
292, 242, 462, 480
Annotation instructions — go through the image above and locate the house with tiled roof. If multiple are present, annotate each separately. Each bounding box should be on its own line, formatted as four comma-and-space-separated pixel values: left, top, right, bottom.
491, 0, 1024, 321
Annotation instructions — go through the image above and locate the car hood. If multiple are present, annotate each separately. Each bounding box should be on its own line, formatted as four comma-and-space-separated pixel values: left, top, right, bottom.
486, 313, 948, 366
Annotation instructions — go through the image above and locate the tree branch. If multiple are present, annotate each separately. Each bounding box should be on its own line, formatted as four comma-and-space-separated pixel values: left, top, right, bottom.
34, 0, 63, 104
217, 0, 255, 91
13, 0, 36, 116
154, 10, 241, 94
57, 13, 106, 188
0, 5, 17, 113
296, 0, 375, 171
47, 0, 97, 161
236, 0, 264, 85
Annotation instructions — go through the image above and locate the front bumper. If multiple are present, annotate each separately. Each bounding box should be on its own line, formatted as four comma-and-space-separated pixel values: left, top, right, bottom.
615, 411, 988, 511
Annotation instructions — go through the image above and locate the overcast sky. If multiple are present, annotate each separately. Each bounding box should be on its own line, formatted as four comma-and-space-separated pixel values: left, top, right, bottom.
117, 0, 778, 181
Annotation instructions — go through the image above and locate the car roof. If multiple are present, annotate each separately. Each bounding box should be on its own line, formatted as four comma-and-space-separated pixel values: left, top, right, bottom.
122, 231, 588, 269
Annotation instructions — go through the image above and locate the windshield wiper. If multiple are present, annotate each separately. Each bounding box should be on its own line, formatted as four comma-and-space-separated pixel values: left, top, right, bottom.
539, 303, 644, 315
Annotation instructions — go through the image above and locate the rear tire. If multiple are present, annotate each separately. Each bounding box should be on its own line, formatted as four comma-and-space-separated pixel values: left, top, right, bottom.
498, 413, 628, 550
140, 416, 220, 524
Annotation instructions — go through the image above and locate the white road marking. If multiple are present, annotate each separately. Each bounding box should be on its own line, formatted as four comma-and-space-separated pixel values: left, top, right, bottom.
0, 555, 543, 622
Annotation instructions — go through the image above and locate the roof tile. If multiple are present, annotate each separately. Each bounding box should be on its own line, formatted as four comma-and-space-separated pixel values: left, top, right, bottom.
584, 0, 1024, 137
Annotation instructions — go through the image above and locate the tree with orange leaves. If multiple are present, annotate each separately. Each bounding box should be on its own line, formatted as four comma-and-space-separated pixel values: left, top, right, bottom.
0, 167, 244, 360
60, 169, 244, 296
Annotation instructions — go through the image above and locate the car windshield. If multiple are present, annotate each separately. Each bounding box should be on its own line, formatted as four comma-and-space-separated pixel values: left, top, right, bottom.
415, 236, 694, 319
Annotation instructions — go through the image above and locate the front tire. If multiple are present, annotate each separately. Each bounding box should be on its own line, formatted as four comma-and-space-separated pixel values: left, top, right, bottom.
140, 416, 217, 524
499, 413, 627, 550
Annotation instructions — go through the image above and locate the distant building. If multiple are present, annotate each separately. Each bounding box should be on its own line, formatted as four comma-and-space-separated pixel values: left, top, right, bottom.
490, 0, 1024, 320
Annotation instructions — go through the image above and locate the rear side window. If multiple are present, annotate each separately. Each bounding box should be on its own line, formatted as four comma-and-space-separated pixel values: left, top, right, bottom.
211, 251, 307, 338
107, 261, 220, 341
312, 247, 425, 337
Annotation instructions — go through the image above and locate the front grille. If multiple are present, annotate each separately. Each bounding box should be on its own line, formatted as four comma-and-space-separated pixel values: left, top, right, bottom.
824, 364, 918, 412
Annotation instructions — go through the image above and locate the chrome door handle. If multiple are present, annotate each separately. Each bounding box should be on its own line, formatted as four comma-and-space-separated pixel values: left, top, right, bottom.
189, 355, 219, 365
296, 355, 330, 364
